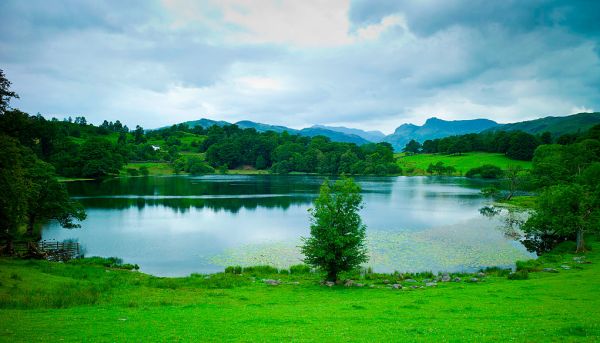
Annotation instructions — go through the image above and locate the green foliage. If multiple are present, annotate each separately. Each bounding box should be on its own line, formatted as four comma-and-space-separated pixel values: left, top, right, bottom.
0, 68, 19, 113
301, 178, 368, 281
402, 139, 422, 154
426, 161, 456, 175
289, 264, 311, 274
515, 259, 542, 272
524, 184, 599, 253
465, 164, 503, 179
507, 270, 529, 280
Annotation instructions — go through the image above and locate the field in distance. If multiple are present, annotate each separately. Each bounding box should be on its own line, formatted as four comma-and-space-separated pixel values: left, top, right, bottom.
396, 152, 532, 176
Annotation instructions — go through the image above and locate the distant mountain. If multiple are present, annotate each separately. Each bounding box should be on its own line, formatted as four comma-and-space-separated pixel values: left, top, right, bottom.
298, 127, 371, 145
311, 125, 385, 142
177, 118, 371, 145
485, 112, 600, 136
234, 120, 297, 134
183, 118, 230, 128
384, 117, 499, 151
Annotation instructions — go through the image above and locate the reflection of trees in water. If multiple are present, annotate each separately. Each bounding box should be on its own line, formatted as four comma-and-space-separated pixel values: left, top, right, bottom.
78, 196, 314, 213
479, 205, 570, 255
479, 205, 532, 249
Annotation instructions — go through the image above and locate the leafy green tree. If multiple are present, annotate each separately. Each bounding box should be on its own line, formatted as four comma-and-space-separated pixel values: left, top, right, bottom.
301, 178, 368, 282
255, 155, 267, 170
0, 135, 29, 253
524, 184, 599, 253
506, 131, 539, 160
0, 69, 19, 113
24, 158, 86, 238
402, 139, 422, 155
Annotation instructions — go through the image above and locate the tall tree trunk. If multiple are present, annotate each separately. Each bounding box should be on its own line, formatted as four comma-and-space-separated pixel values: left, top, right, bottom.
576, 229, 586, 253
327, 269, 338, 282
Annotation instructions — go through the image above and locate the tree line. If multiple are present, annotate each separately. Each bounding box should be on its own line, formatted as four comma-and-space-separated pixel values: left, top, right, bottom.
403, 130, 550, 160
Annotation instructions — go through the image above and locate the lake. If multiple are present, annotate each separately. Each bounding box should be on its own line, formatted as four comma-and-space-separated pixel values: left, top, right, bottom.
43, 175, 534, 276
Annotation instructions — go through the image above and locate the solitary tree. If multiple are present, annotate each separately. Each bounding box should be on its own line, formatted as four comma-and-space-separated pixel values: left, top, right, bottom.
301, 178, 368, 282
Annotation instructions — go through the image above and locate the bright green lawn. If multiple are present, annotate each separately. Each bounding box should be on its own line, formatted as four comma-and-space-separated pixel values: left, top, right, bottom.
1, 241, 599, 341
120, 162, 174, 176
396, 152, 532, 176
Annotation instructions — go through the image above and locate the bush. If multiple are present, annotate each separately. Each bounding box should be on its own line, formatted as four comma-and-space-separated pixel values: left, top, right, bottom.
466, 164, 503, 179
508, 270, 529, 280
242, 265, 279, 275
515, 259, 542, 272
289, 264, 311, 274
126, 168, 139, 176
139, 166, 149, 176
224, 266, 242, 274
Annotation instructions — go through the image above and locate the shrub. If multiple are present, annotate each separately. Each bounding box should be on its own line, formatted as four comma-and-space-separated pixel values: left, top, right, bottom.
242, 265, 279, 275
515, 259, 542, 272
126, 168, 139, 176
289, 264, 311, 274
139, 166, 149, 176
224, 266, 242, 274
466, 164, 503, 179
508, 270, 529, 280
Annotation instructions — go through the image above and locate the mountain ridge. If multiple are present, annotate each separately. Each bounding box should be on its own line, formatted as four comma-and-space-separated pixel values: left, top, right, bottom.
172, 112, 600, 150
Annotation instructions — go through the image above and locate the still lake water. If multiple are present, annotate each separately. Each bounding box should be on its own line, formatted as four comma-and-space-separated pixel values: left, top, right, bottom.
43, 175, 534, 276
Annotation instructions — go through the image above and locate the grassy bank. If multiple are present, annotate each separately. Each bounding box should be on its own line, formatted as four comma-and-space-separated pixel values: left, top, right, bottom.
1, 241, 599, 341
396, 152, 532, 176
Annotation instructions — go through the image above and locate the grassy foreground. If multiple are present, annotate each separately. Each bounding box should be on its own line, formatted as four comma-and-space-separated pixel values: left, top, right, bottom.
396, 152, 532, 175
1, 242, 599, 342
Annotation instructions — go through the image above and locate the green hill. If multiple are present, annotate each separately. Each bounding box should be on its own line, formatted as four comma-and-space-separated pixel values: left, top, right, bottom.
488, 112, 600, 136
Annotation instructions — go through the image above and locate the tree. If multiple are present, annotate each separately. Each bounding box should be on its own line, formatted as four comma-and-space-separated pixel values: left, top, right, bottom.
0, 69, 19, 113
402, 139, 421, 155
524, 184, 599, 253
503, 165, 525, 200
0, 135, 29, 254
24, 158, 86, 238
301, 178, 368, 282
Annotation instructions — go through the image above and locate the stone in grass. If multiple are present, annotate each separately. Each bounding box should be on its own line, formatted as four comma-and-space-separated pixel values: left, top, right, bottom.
355, 283, 364, 288
264, 279, 281, 286
344, 280, 354, 287
561, 265, 571, 270
425, 282, 437, 287
383, 279, 390, 284
543, 268, 559, 273
453, 277, 462, 282
477, 272, 486, 278
468, 278, 479, 283
325, 281, 335, 287
441, 274, 451, 282
422, 278, 432, 283
404, 279, 417, 283
392, 284, 401, 289
410, 285, 419, 289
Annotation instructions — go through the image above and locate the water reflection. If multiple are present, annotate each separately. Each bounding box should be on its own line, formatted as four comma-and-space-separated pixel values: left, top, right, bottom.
43, 175, 533, 276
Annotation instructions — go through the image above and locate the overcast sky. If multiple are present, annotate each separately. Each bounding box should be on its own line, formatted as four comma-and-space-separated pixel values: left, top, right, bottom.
1, 0, 599, 133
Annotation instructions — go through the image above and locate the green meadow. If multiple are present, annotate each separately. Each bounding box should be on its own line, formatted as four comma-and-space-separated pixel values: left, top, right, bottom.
396, 152, 532, 175
1, 240, 598, 342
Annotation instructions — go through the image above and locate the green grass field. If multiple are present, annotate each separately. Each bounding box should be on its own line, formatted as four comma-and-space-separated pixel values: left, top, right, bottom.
120, 162, 174, 176
1, 240, 598, 341
396, 152, 532, 176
